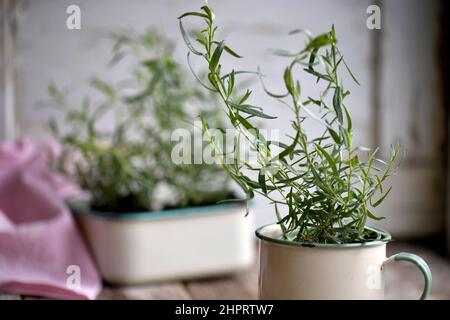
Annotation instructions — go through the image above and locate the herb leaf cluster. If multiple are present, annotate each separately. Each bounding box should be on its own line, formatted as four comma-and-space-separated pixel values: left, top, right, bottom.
48, 30, 232, 212
179, 4, 399, 243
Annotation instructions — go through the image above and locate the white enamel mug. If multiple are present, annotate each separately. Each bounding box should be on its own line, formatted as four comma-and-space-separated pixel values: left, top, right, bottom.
256, 224, 432, 300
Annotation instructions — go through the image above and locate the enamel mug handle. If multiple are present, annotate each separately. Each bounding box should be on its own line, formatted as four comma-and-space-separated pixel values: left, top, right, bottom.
383, 252, 432, 300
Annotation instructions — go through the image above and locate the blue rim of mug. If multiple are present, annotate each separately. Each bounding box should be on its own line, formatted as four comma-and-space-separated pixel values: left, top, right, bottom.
67, 197, 248, 221
255, 223, 392, 249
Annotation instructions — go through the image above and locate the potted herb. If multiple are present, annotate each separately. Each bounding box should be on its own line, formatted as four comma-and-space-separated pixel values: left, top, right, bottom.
178, 4, 432, 299
48, 31, 254, 284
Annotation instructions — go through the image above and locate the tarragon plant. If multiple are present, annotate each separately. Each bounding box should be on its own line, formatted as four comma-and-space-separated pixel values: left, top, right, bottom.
48, 30, 233, 212
178, 4, 399, 243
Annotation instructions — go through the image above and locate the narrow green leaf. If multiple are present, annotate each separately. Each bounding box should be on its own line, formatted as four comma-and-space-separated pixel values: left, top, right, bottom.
284, 67, 295, 96
367, 209, 385, 221
328, 128, 342, 145
200, 5, 215, 20
224, 45, 242, 58
210, 41, 225, 72
228, 102, 277, 119
275, 203, 288, 237
239, 89, 252, 105
235, 114, 255, 131
179, 20, 203, 56
178, 12, 209, 20
343, 58, 360, 85
227, 70, 235, 96
276, 130, 300, 160
91, 78, 116, 102
212, 41, 242, 58
259, 169, 267, 194
304, 68, 333, 82
270, 48, 299, 57
344, 105, 352, 132
308, 48, 318, 72
376, 175, 383, 193
186, 52, 215, 91
333, 86, 343, 123
295, 81, 301, 99
221, 70, 259, 81
304, 32, 335, 51
371, 186, 392, 208
315, 144, 339, 177
340, 126, 349, 148
258, 68, 289, 98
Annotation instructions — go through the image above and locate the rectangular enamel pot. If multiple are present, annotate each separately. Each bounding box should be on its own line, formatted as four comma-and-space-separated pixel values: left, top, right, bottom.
256, 224, 432, 300
68, 198, 255, 285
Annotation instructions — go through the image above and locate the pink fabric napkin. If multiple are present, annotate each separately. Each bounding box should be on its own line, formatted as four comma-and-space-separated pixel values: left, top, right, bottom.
0, 139, 101, 299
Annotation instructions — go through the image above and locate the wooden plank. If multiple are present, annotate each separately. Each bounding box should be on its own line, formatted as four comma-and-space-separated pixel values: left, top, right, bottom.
0, 292, 21, 300
98, 282, 191, 300
371, 166, 445, 237
22, 296, 51, 300
380, 0, 444, 163
3, 241, 450, 300
372, 0, 445, 238
185, 268, 258, 300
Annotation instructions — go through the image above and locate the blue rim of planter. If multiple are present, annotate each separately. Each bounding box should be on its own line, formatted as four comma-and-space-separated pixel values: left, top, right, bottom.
255, 223, 392, 249
67, 197, 248, 221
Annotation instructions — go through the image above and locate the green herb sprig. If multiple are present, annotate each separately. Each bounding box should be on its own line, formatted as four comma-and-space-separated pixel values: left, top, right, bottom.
48, 30, 233, 212
179, 4, 399, 243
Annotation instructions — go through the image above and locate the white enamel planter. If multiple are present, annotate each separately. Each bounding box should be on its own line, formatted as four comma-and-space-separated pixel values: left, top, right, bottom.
256, 224, 432, 300
68, 199, 255, 285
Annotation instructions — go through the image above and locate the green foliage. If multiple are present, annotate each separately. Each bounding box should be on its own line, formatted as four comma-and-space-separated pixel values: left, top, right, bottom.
179, 4, 400, 243
48, 30, 232, 212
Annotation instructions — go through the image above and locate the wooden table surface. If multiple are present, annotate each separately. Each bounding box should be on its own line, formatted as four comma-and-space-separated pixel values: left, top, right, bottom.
1, 242, 449, 300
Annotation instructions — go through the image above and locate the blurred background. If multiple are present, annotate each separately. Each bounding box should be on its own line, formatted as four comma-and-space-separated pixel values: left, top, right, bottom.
2, 0, 447, 239
1, 0, 449, 299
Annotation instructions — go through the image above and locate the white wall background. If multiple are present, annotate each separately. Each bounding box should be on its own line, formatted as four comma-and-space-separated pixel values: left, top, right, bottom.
2, 0, 445, 237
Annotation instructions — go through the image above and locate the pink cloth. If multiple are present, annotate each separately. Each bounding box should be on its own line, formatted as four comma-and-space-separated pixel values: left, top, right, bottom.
0, 139, 101, 299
